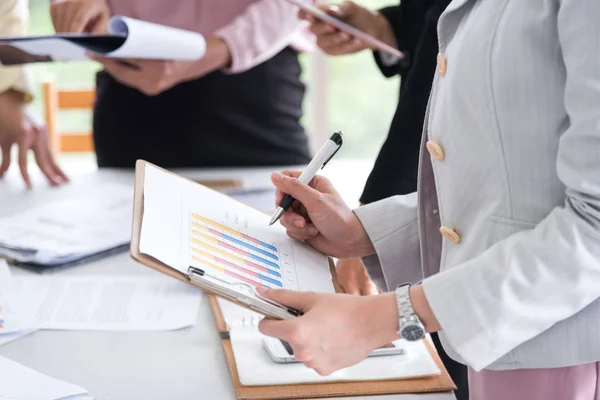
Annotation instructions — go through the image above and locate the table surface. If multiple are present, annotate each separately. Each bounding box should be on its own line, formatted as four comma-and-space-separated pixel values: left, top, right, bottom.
0, 161, 455, 400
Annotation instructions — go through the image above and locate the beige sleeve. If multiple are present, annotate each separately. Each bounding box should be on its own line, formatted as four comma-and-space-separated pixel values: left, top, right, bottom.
0, 0, 33, 102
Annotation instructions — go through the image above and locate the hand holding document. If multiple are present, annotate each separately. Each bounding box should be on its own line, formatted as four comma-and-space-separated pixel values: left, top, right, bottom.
0, 355, 88, 400
0, 16, 206, 65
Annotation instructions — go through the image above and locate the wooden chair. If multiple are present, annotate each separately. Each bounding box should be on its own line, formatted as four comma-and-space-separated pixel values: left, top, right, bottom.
42, 79, 96, 156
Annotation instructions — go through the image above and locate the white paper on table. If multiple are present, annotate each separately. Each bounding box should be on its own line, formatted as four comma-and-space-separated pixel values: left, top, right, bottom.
0, 355, 88, 400
0, 262, 37, 336
13, 275, 202, 331
139, 163, 334, 296
230, 327, 441, 386
0, 16, 206, 64
0, 183, 132, 264
0, 329, 37, 347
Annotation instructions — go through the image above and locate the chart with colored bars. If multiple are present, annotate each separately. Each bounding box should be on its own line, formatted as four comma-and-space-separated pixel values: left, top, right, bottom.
189, 213, 284, 289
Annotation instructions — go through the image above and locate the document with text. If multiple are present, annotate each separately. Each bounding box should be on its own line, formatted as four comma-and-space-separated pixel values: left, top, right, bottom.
13, 275, 202, 331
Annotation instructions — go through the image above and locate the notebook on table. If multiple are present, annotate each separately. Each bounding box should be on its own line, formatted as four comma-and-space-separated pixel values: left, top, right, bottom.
209, 295, 456, 400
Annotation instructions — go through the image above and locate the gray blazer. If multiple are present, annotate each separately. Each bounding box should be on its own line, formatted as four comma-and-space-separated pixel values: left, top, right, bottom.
355, 0, 600, 371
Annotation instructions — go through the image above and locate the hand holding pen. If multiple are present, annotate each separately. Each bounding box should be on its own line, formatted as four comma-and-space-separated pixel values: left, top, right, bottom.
270, 131, 344, 225
269, 132, 375, 259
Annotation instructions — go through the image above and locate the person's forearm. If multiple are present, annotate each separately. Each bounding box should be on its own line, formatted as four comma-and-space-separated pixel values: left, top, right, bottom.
372, 11, 397, 49
410, 285, 441, 332
361, 292, 401, 344
215, 0, 311, 74
184, 37, 231, 79
0, 0, 33, 99
347, 213, 377, 258
362, 286, 440, 348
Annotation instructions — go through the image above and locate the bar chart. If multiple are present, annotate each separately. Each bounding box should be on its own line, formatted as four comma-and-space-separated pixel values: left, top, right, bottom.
189, 213, 284, 289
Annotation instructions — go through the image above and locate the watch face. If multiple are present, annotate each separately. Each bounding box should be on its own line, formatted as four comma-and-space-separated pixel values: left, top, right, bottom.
401, 323, 425, 341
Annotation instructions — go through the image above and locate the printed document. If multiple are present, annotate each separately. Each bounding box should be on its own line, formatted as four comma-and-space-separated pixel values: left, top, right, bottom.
139, 164, 335, 298
0, 261, 38, 345
13, 275, 202, 331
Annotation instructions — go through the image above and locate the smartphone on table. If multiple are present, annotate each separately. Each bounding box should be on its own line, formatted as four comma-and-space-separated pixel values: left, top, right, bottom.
263, 337, 405, 364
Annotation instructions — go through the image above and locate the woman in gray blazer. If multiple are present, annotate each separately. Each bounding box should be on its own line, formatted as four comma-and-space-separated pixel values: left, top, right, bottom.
257, 0, 600, 398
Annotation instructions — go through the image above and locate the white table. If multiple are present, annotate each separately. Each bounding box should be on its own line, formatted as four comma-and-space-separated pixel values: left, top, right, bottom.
0, 161, 455, 400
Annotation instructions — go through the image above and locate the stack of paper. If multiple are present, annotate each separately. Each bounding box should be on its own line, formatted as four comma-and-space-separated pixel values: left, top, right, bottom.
0, 261, 38, 346
0, 183, 133, 269
0, 355, 88, 400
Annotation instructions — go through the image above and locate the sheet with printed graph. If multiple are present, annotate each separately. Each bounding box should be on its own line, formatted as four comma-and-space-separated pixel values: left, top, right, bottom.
139, 163, 334, 297
189, 213, 289, 290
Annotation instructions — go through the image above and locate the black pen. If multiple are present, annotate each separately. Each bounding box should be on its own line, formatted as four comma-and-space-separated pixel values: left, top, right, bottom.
269, 131, 343, 226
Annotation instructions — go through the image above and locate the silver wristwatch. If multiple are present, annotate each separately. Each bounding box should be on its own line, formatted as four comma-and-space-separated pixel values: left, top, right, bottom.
395, 284, 425, 341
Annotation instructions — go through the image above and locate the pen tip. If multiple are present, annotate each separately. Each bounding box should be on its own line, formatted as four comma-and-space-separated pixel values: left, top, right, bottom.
269, 208, 283, 226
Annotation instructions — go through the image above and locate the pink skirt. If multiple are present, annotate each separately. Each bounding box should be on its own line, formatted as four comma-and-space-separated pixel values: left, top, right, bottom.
469, 363, 600, 400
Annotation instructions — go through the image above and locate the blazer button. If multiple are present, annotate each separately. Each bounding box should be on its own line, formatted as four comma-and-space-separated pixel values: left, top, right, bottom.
437, 53, 447, 76
439, 226, 461, 244
426, 140, 445, 161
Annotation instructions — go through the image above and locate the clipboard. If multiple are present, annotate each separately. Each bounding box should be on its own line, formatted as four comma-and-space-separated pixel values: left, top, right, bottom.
131, 160, 336, 320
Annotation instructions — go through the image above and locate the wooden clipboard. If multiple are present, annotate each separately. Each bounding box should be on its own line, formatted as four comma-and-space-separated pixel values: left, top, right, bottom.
131, 160, 456, 399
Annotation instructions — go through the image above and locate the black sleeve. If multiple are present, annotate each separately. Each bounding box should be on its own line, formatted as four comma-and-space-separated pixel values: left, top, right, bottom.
373, 1, 435, 78
358, 106, 421, 204
373, 6, 405, 78
361, 0, 442, 204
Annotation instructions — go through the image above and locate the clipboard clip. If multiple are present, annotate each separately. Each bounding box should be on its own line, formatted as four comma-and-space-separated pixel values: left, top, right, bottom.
188, 266, 255, 295
187, 266, 302, 317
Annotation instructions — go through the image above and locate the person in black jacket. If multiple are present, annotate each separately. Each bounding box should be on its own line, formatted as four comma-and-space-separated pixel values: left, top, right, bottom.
302, 2, 468, 399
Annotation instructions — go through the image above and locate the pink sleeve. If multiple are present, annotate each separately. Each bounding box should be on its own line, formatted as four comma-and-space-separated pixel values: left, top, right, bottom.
214, 0, 315, 74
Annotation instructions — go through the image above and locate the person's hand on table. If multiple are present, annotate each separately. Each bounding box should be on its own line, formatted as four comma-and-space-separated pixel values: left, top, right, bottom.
271, 170, 375, 258
50, 0, 110, 34
300, 1, 396, 56
87, 37, 232, 96
0, 90, 69, 188
336, 257, 379, 296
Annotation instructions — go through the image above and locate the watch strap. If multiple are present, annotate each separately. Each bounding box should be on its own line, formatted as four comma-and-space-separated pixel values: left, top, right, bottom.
395, 283, 415, 321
